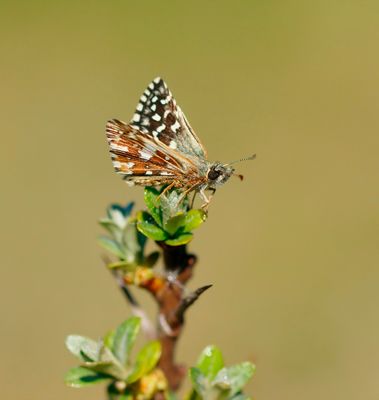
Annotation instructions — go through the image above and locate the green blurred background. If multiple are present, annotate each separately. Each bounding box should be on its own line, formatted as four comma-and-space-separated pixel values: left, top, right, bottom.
1, 1, 378, 398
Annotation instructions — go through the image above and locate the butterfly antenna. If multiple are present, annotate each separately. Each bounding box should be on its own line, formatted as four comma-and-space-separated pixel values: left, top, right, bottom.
226, 154, 256, 181
226, 154, 256, 166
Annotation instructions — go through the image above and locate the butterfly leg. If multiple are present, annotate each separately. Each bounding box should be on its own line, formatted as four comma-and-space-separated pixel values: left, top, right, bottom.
190, 191, 197, 209
199, 188, 216, 211
157, 181, 177, 201
178, 183, 200, 205
199, 188, 210, 211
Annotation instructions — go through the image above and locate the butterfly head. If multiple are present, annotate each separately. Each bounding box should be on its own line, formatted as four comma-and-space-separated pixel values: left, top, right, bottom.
206, 154, 256, 188
206, 163, 235, 188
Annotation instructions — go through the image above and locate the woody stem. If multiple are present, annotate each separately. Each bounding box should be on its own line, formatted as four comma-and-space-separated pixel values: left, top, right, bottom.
155, 242, 209, 391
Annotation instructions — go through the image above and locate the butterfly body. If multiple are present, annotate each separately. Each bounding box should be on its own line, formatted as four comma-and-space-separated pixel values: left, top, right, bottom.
106, 77, 240, 207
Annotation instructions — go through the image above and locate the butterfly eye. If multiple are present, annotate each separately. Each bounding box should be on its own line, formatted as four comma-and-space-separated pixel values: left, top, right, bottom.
207, 168, 221, 181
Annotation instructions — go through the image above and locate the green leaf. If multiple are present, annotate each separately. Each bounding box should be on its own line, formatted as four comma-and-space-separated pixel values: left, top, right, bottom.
213, 362, 255, 396
98, 236, 125, 259
107, 261, 136, 271
127, 340, 161, 384
189, 367, 208, 397
122, 222, 144, 264
113, 317, 141, 366
160, 189, 187, 225
99, 219, 121, 237
182, 209, 207, 233
144, 187, 162, 225
137, 211, 168, 241
165, 233, 193, 246
144, 251, 160, 267
164, 213, 186, 236
197, 345, 224, 381
104, 329, 116, 351
65, 335, 99, 362
82, 361, 127, 380
97, 345, 129, 380
64, 366, 110, 387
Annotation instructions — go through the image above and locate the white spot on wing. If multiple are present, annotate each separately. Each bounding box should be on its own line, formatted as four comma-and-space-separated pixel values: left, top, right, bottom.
160, 171, 172, 176
148, 83, 154, 90
157, 124, 165, 133
154, 77, 161, 84
169, 141, 178, 149
140, 95, 147, 102
126, 162, 135, 168
171, 121, 180, 132
111, 143, 128, 152
152, 114, 161, 121
151, 104, 157, 111
139, 150, 152, 160
132, 113, 140, 122
152, 96, 158, 103
146, 171, 153, 175
136, 103, 143, 111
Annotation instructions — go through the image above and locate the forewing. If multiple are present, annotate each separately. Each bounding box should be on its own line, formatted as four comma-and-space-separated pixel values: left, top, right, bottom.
106, 119, 199, 184
130, 77, 207, 160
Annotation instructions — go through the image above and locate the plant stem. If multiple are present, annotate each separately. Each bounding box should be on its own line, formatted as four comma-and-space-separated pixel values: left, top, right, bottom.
156, 243, 210, 391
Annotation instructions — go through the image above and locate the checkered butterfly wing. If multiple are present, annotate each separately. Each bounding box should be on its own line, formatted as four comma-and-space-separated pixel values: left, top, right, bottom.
106, 78, 208, 185
106, 119, 195, 185
129, 77, 207, 160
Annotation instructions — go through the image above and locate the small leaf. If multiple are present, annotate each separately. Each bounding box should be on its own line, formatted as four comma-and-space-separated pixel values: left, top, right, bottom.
165, 233, 193, 246
99, 219, 121, 236
189, 367, 208, 397
107, 261, 136, 271
64, 366, 110, 387
98, 236, 125, 259
197, 345, 224, 381
127, 340, 161, 384
82, 361, 127, 380
160, 189, 187, 225
65, 335, 99, 362
137, 212, 168, 241
182, 209, 207, 233
108, 202, 134, 219
144, 251, 160, 268
104, 329, 116, 351
164, 213, 186, 236
113, 317, 141, 366
122, 222, 144, 264
97, 345, 129, 380
144, 187, 162, 226
137, 221, 167, 241
213, 362, 255, 396
136, 228, 148, 253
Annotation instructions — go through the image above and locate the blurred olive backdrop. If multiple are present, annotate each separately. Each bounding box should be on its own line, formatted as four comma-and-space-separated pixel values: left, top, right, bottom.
1, 1, 378, 399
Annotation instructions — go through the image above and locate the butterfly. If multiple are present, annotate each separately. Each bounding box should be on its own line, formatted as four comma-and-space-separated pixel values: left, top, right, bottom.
106, 77, 255, 208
